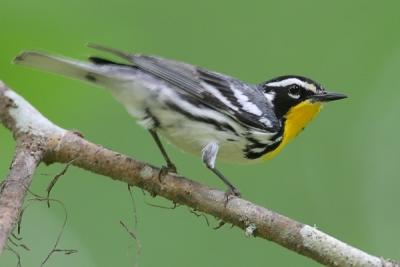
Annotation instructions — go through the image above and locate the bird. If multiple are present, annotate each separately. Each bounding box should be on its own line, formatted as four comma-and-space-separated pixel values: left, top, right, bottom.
14, 44, 347, 197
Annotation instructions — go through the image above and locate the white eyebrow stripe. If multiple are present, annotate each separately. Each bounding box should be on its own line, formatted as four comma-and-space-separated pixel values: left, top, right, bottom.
265, 78, 306, 87
265, 78, 317, 93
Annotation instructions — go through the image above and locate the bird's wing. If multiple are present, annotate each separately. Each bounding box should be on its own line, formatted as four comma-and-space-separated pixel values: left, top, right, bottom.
133, 55, 280, 131
88, 44, 279, 131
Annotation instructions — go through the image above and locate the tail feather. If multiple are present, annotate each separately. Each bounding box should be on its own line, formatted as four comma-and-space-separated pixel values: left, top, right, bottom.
86, 43, 132, 62
13, 51, 134, 85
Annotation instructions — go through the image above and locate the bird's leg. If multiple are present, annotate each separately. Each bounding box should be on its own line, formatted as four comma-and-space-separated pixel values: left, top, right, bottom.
149, 129, 177, 174
202, 143, 241, 199
208, 167, 241, 197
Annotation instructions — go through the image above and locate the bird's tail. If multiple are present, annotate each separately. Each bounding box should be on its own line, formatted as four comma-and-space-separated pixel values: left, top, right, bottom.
13, 50, 134, 85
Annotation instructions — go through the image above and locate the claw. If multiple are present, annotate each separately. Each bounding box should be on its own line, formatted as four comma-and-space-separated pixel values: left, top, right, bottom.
158, 165, 177, 182
166, 163, 177, 174
223, 187, 241, 207
229, 187, 241, 198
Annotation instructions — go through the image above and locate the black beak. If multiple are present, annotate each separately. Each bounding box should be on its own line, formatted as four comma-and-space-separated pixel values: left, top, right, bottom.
310, 91, 347, 102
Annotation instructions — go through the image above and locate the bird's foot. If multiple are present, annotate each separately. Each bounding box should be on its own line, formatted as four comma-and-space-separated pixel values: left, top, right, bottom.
158, 164, 177, 182
223, 187, 241, 207
166, 163, 177, 174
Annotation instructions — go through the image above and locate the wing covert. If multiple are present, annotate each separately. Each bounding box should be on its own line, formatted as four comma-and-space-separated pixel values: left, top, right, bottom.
132, 55, 279, 131
87, 44, 279, 131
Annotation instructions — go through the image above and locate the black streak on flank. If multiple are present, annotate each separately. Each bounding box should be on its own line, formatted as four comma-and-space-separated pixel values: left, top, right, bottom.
165, 101, 239, 136
244, 141, 281, 159
85, 73, 97, 82
244, 125, 284, 159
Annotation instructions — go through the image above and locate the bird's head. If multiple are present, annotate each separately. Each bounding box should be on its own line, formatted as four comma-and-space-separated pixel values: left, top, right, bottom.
261, 75, 347, 119
259, 75, 347, 156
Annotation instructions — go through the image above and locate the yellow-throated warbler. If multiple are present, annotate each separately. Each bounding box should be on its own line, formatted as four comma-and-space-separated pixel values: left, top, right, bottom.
14, 44, 347, 196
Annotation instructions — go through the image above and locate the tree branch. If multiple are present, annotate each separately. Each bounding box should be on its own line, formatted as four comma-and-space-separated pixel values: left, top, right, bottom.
0, 141, 43, 253
0, 81, 398, 267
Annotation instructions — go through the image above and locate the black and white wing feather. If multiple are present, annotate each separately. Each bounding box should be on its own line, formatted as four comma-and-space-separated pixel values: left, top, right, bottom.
89, 44, 280, 132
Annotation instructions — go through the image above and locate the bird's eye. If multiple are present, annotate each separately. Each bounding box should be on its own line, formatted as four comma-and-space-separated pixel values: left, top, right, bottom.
288, 85, 301, 99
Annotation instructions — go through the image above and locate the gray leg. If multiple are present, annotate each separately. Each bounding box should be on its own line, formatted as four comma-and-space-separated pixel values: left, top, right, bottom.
202, 143, 241, 197
149, 129, 177, 173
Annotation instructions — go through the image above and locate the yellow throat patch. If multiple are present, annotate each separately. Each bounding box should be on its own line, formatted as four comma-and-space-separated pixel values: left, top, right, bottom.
263, 100, 322, 160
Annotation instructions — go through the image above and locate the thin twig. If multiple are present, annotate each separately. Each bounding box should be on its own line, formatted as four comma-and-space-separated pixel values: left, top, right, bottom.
120, 221, 142, 259
145, 201, 179, 210
11, 233, 22, 241
125, 185, 141, 267
127, 185, 138, 229
5, 245, 22, 267
16, 187, 77, 266
35, 197, 77, 266
189, 208, 210, 227
46, 159, 77, 208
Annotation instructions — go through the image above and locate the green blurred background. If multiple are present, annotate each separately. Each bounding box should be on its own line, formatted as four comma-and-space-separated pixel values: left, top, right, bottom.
1, 1, 399, 266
